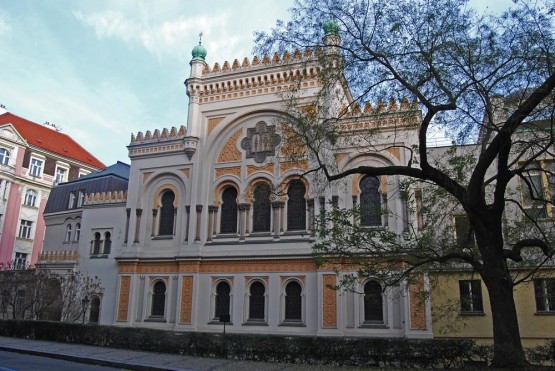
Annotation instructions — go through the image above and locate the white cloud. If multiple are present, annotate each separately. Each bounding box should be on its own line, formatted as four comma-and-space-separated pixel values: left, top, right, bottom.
0, 11, 12, 36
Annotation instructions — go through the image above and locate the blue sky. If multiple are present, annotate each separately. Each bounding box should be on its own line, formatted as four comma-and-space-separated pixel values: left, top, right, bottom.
0, 0, 510, 166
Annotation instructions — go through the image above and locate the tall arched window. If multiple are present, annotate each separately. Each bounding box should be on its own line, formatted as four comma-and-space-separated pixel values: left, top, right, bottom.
151, 281, 166, 317
24, 189, 37, 207
92, 232, 101, 255
103, 232, 111, 254
0, 148, 9, 165
285, 281, 302, 321
89, 296, 100, 324
159, 190, 175, 236
65, 224, 72, 242
364, 280, 383, 322
215, 281, 231, 320
287, 180, 306, 230
252, 183, 271, 232
74, 223, 81, 241
220, 187, 238, 234
360, 176, 382, 226
248, 281, 265, 321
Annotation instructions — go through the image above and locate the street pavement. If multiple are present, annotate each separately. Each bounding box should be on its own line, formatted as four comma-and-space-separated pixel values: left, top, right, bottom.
0, 336, 366, 370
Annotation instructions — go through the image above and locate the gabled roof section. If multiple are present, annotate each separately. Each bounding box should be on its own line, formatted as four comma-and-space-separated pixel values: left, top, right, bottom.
0, 112, 105, 168
64, 161, 129, 184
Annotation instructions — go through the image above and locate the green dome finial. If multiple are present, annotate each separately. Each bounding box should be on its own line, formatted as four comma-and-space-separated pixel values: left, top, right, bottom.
192, 32, 207, 61
322, 19, 339, 36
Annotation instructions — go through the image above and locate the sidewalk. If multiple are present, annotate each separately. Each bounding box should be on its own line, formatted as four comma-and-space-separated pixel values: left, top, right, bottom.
0, 336, 362, 371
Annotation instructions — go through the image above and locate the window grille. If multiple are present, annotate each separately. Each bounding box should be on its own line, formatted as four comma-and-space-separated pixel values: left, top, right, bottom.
285, 281, 302, 321
360, 176, 382, 226
248, 281, 265, 320
364, 281, 383, 322
534, 279, 555, 312
159, 190, 175, 235
287, 181, 306, 230
220, 188, 238, 233
151, 281, 166, 316
459, 280, 484, 313
215, 281, 231, 319
252, 184, 271, 232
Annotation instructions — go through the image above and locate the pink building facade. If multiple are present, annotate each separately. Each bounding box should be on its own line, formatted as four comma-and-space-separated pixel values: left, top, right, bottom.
0, 112, 104, 267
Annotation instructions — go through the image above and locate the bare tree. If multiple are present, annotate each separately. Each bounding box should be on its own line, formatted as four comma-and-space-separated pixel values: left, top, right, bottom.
256, 0, 555, 367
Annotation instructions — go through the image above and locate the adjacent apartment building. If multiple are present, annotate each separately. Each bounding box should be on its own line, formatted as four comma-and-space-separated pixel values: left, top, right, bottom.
0, 111, 104, 267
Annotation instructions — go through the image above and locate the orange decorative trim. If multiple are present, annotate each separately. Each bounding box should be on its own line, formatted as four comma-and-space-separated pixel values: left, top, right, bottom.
335, 153, 348, 165
245, 276, 269, 285
281, 276, 305, 285
217, 129, 242, 162
117, 276, 131, 321
352, 174, 362, 196
279, 175, 310, 198
409, 275, 427, 330
245, 177, 273, 203
207, 117, 226, 136
386, 147, 401, 161
37, 250, 78, 262
180, 276, 194, 324
152, 184, 179, 208
211, 276, 234, 284
279, 161, 308, 174
214, 180, 240, 205
322, 274, 337, 328
180, 168, 190, 178
247, 164, 274, 177
143, 172, 153, 182
215, 167, 241, 179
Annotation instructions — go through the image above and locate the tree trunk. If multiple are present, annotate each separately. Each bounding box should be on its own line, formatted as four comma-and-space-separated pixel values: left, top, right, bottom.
482, 262, 528, 368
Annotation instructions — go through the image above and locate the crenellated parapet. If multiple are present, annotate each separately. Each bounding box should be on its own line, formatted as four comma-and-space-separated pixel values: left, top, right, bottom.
130, 125, 186, 144
338, 97, 421, 132
38, 250, 78, 262
85, 190, 127, 205
186, 48, 322, 105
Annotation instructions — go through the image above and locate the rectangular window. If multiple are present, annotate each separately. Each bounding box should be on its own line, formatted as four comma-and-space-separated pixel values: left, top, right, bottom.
454, 215, 475, 249
54, 167, 67, 185
459, 280, 483, 313
534, 279, 555, 312
18, 220, 32, 239
29, 158, 43, 177
24, 190, 37, 207
521, 164, 548, 218
77, 190, 85, 207
68, 192, 76, 209
14, 252, 27, 270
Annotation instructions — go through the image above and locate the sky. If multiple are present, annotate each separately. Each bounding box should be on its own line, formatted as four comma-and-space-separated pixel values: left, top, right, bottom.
0, 0, 511, 166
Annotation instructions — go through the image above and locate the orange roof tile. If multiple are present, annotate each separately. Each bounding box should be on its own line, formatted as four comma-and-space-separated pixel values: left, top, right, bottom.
0, 112, 105, 169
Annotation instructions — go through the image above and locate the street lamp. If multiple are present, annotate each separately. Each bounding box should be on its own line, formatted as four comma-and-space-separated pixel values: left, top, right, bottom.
81, 295, 90, 324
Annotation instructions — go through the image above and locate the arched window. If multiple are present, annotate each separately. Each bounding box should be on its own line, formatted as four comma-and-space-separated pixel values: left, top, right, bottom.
103, 232, 111, 254
248, 281, 266, 321
65, 224, 72, 242
215, 281, 231, 320
360, 176, 382, 226
220, 187, 238, 234
285, 281, 302, 321
74, 223, 81, 241
151, 281, 166, 317
89, 296, 100, 324
158, 190, 175, 236
287, 180, 306, 230
0, 148, 9, 165
364, 280, 383, 322
252, 183, 271, 232
92, 232, 101, 255
24, 189, 37, 207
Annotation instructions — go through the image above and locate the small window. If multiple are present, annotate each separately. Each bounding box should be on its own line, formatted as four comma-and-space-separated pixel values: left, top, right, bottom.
29, 158, 43, 177
14, 252, 28, 270
54, 167, 67, 185
103, 232, 111, 254
158, 190, 175, 236
0, 148, 9, 165
24, 189, 37, 207
284, 281, 302, 321
454, 215, 475, 248
18, 220, 32, 239
151, 281, 166, 317
92, 232, 101, 254
360, 176, 382, 226
364, 280, 383, 322
65, 224, 72, 242
68, 192, 76, 209
534, 279, 555, 312
220, 187, 238, 234
74, 223, 81, 241
287, 180, 306, 231
521, 168, 547, 218
252, 183, 271, 232
248, 281, 266, 321
459, 280, 484, 313
77, 190, 85, 207
215, 281, 231, 320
